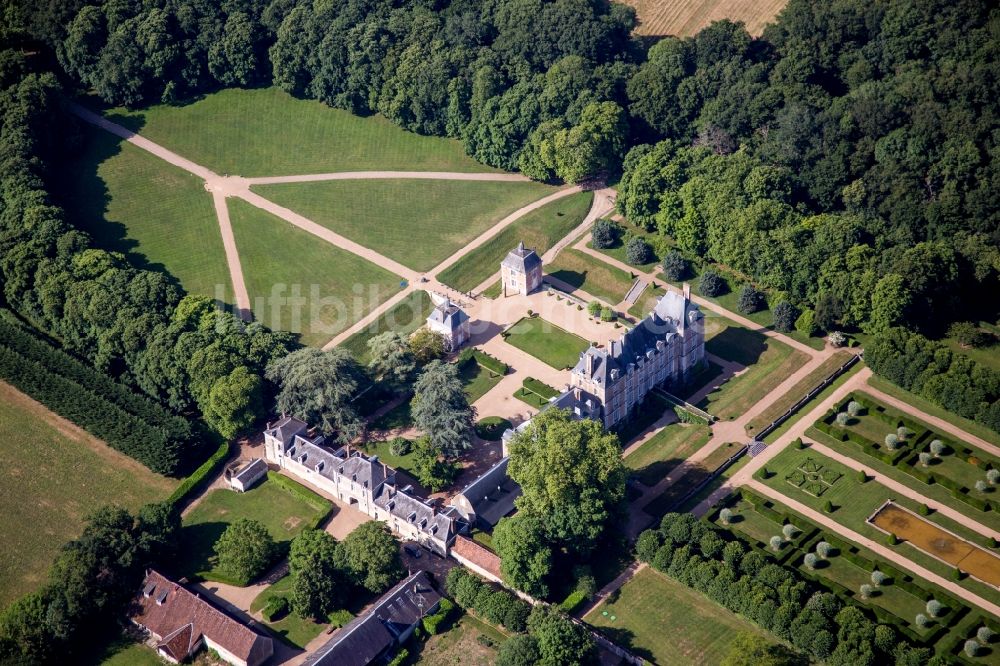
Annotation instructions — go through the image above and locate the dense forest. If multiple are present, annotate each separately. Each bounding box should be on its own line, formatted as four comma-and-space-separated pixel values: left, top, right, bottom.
0, 0, 995, 446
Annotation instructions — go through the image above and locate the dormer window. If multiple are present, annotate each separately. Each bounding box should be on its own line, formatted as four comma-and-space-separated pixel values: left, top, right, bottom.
143, 582, 156, 598
300, 453, 308, 463
155, 589, 168, 606
316, 461, 325, 473
388, 500, 395, 511
408, 512, 417, 522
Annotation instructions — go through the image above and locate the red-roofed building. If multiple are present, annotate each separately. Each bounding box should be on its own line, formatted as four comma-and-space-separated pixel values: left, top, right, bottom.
450, 535, 502, 582
130, 570, 273, 666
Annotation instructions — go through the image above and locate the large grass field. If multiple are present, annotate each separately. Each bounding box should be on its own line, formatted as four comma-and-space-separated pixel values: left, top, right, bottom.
228, 198, 401, 347
546, 248, 635, 305
0, 382, 176, 608
503, 316, 590, 370
625, 423, 712, 487
438, 191, 594, 292
585, 567, 773, 665
101, 87, 494, 176
175, 474, 331, 583
621, 0, 786, 38
699, 319, 808, 420
338, 290, 434, 364
252, 179, 555, 272
61, 126, 232, 303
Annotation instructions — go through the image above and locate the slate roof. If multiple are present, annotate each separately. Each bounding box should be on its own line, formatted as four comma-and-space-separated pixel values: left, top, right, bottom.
232, 458, 268, 485
131, 570, 272, 666
453, 457, 521, 527
282, 434, 450, 543
427, 298, 469, 331
501, 241, 542, 273
304, 571, 442, 666
572, 290, 702, 385
264, 415, 308, 445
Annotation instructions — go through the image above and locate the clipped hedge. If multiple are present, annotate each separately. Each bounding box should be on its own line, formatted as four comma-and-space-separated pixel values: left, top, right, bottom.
465, 348, 509, 376
168, 440, 230, 506
423, 598, 455, 635
0, 317, 202, 475
559, 590, 587, 614
262, 596, 289, 621
523, 376, 560, 400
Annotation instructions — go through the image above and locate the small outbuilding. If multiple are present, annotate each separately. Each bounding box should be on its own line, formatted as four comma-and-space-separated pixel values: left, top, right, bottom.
225, 458, 268, 493
501, 241, 543, 296
425, 296, 470, 352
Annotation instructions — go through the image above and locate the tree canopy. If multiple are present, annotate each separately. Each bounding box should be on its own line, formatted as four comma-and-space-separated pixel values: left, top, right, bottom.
266, 347, 363, 442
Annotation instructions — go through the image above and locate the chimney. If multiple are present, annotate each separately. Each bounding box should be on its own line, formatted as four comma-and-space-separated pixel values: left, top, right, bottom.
682, 282, 691, 301
573, 387, 581, 401
585, 352, 593, 377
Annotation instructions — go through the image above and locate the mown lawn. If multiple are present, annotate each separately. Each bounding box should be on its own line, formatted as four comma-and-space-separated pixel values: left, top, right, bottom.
625, 423, 712, 487
0, 382, 177, 607
249, 574, 330, 649
94, 639, 167, 666
101, 87, 494, 176
252, 179, 556, 272
176, 474, 331, 583
459, 359, 504, 404
228, 198, 402, 347
438, 191, 594, 292
503, 316, 589, 370
338, 290, 433, 364
744, 350, 854, 435
700, 321, 808, 420
60, 126, 232, 304
546, 248, 634, 305
585, 567, 774, 665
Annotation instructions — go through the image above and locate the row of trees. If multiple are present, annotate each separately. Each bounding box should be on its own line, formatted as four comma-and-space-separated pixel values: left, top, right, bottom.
636, 514, 937, 666
0, 53, 293, 465
0, 503, 180, 663
494, 409, 626, 598
866, 327, 1000, 434
445, 567, 598, 666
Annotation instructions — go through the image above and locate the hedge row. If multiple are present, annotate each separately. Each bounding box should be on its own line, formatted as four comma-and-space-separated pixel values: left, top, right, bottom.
734, 489, 968, 647
522, 377, 560, 400
167, 441, 230, 506
0, 313, 191, 431
262, 596, 289, 621
459, 348, 509, 376
423, 597, 455, 635
0, 342, 190, 475
446, 566, 531, 633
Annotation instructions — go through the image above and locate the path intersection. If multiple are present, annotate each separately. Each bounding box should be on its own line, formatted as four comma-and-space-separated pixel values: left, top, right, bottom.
74, 104, 1000, 626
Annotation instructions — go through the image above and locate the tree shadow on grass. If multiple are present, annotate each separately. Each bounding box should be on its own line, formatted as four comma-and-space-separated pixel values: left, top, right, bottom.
173, 521, 228, 579
595, 627, 655, 663
705, 325, 767, 367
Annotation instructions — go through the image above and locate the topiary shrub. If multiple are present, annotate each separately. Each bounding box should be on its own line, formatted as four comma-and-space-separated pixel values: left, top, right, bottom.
772, 301, 797, 332
591, 219, 620, 249
698, 269, 727, 297
625, 237, 653, 265
736, 284, 765, 314
871, 570, 887, 586
600, 307, 616, 322
587, 301, 602, 317
661, 250, 689, 280
718, 508, 733, 525
262, 595, 289, 621
847, 401, 863, 417
926, 599, 943, 617
887, 533, 899, 546
836, 412, 850, 426
769, 536, 783, 552
804, 553, 818, 569
965, 640, 981, 658
795, 308, 818, 336
977, 626, 994, 643
816, 541, 833, 558
930, 440, 946, 457
388, 437, 411, 457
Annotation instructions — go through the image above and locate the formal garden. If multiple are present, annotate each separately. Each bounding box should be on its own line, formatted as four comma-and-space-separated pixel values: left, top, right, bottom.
711, 489, 973, 645
812, 392, 1000, 528
513, 376, 561, 409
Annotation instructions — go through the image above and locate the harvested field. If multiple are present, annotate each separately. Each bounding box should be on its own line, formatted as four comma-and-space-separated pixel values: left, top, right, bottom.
621, 0, 787, 37
870, 502, 1000, 586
